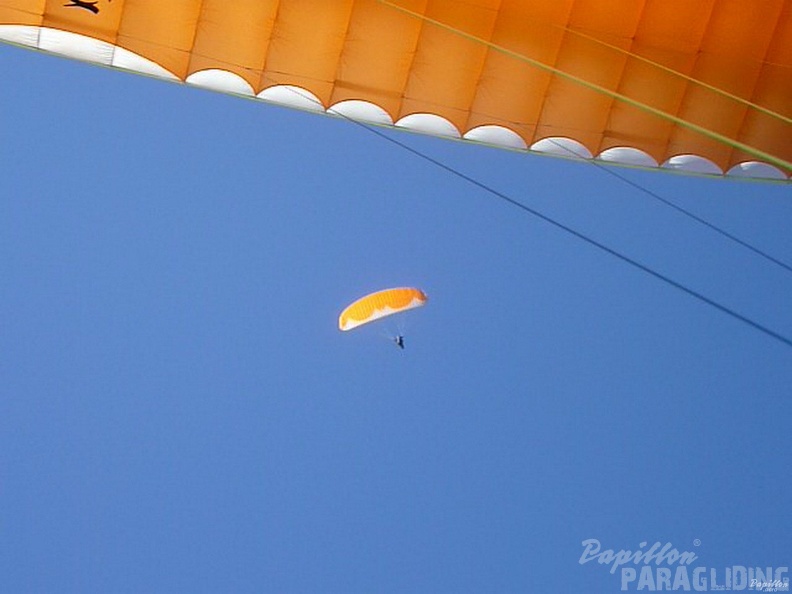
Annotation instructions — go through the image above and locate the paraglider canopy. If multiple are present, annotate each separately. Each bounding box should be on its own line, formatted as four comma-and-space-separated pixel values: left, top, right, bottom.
339, 288, 428, 332
0, 0, 789, 179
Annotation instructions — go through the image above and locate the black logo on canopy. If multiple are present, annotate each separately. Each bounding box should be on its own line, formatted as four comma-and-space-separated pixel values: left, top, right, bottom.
63, 0, 106, 14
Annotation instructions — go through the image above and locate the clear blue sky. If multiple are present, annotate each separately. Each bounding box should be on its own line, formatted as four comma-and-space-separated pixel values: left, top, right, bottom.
1, 43, 790, 593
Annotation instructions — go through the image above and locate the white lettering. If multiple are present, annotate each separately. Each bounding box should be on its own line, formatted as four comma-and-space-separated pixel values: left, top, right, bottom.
621, 568, 637, 591
673, 566, 691, 591
711, 568, 723, 589
579, 539, 601, 565
733, 566, 748, 590
579, 540, 697, 575
579, 537, 787, 592
638, 566, 655, 590
693, 567, 707, 591
656, 567, 671, 590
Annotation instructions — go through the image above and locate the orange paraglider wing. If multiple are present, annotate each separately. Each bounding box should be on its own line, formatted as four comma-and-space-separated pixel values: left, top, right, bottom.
0, 0, 789, 179
339, 288, 428, 332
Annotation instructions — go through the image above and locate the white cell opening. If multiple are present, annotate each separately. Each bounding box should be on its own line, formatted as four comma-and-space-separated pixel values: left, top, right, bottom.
662, 154, 722, 175
531, 137, 593, 159
396, 114, 461, 138
727, 161, 788, 181
328, 100, 393, 125
186, 69, 254, 96
464, 125, 527, 150
258, 85, 324, 112
598, 147, 658, 168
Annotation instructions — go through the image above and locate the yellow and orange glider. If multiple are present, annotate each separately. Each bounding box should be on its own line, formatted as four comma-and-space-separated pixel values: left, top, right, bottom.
1, 0, 789, 179
339, 288, 428, 332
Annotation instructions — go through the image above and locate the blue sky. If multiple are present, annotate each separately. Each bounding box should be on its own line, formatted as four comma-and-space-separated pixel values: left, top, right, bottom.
1, 43, 790, 593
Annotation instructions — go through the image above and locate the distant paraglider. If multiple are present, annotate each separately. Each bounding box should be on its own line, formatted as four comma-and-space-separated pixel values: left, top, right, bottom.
339, 287, 428, 348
